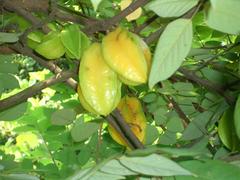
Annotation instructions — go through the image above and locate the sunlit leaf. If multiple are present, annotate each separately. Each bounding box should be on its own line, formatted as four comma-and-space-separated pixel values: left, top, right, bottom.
149, 19, 193, 88
147, 0, 199, 17
61, 24, 90, 59
206, 0, 240, 35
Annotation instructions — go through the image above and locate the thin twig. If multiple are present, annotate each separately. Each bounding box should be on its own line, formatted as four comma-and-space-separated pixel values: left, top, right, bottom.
166, 95, 190, 128
0, 71, 75, 112
84, 0, 150, 34
178, 68, 235, 106
10, 43, 78, 90
134, 15, 158, 34
195, 42, 240, 71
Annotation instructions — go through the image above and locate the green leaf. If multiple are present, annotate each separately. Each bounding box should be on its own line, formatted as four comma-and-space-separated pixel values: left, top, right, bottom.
0, 73, 19, 93
234, 94, 240, 139
206, 0, 240, 35
0, 102, 28, 121
91, 0, 103, 11
166, 116, 184, 133
119, 154, 192, 176
219, 107, 240, 151
61, 24, 90, 59
35, 32, 65, 60
71, 121, 100, 142
144, 124, 159, 145
0, 55, 18, 74
142, 93, 158, 103
100, 159, 137, 176
51, 108, 76, 126
0, 173, 39, 180
146, 0, 199, 17
178, 160, 240, 180
77, 146, 91, 166
27, 31, 44, 49
181, 112, 212, 140
159, 130, 177, 145
159, 147, 210, 158
0, 32, 20, 44
149, 19, 193, 88
88, 171, 124, 180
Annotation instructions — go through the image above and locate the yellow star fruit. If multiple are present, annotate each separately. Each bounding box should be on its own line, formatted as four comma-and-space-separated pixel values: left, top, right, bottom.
102, 27, 148, 86
108, 96, 147, 147
79, 43, 121, 116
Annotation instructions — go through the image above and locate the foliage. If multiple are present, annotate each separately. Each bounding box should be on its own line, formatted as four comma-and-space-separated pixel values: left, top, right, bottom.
0, 0, 240, 179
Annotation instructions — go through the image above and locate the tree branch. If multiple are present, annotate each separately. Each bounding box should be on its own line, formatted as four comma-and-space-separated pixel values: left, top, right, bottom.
134, 15, 158, 34
166, 95, 190, 128
113, 109, 145, 149
10, 43, 78, 91
0, 71, 75, 112
84, 0, 150, 34
178, 68, 235, 106
106, 115, 135, 150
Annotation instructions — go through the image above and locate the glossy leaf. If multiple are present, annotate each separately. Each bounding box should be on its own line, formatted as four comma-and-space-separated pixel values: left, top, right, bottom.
234, 94, 240, 139
61, 24, 90, 59
149, 19, 193, 88
219, 108, 240, 151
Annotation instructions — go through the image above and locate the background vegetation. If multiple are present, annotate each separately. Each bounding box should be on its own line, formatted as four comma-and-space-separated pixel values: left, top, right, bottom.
0, 0, 240, 179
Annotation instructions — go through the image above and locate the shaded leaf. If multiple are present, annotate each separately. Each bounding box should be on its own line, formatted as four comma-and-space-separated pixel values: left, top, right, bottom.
234, 94, 240, 139
71, 121, 100, 142
144, 124, 159, 145
0, 32, 20, 44
0, 55, 18, 74
100, 159, 137, 176
177, 160, 240, 180
0, 73, 19, 93
0, 173, 39, 180
219, 107, 240, 151
119, 154, 192, 176
0, 102, 28, 121
51, 108, 76, 126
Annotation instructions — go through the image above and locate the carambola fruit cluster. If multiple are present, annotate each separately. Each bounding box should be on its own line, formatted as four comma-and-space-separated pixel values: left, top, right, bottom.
78, 27, 150, 147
